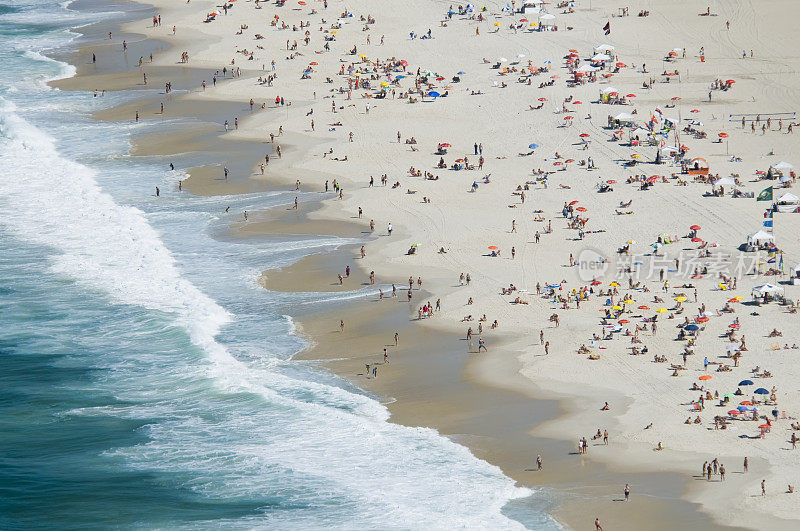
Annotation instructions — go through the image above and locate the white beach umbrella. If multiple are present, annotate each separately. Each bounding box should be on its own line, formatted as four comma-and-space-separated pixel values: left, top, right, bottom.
771, 161, 793, 171
497, 57, 508, 63
595, 44, 615, 52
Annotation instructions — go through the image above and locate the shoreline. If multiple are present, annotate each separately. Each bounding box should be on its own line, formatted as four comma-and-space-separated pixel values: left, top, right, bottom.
48, 0, 800, 528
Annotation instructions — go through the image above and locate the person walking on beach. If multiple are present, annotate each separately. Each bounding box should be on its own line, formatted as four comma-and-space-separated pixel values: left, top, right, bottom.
155, 186, 159, 197
595, 518, 603, 531
537, 454, 542, 470
339, 320, 344, 332
624, 483, 630, 501
744, 457, 749, 472
762, 479, 766, 495
387, 222, 392, 235
478, 337, 487, 352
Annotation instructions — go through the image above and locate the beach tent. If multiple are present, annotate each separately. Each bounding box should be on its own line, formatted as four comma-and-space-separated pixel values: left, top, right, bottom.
594, 44, 615, 53
746, 230, 775, 246
777, 192, 799, 204
771, 161, 793, 171
752, 283, 784, 296
601, 86, 619, 94
613, 112, 634, 122
576, 64, 598, 73
539, 13, 556, 26
713, 177, 736, 186
591, 53, 611, 62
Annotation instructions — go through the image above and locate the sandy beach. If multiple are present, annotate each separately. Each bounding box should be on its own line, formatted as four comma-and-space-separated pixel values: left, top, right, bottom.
50, 0, 800, 528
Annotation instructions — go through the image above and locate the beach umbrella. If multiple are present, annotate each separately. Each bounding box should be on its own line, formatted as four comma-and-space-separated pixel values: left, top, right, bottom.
728, 410, 740, 415
754, 388, 769, 395
699, 375, 712, 381
607, 180, 617, 184
656, 308, 668, 313
739, 380, 754, 386
488, 245, 499, 250
690, 109, 700, 113
551, 75, 559, 79
718, 132, 729, 138
564, 116, 573, 120
609, 282, 619, 287
498, 57, 508, 62
626, 93, 636, 98
440, 143, 451, 147
457, 71, 466, 75
436, 76, 445, 81
539, 97, 548, 101
528, 143, 539, 149
675, 296, 687, 302
619, 319, 629, 324
517, 53, 526, 59
573, 100, 582, 104
428, 91, 440, 97
576, 206, 587, 212
691, 237, 703, 242
380, 82, 389, 87
685, 324, 699, 331
569, 200, 579, 205
611, 305, 623, 310
616, 62, 627, 68
759, 424, 770, 429
726, 79, 735, 84
565, 159, 575, 163
569, 49, 578, 53
591, 280, 602, 286
698, 316, 709, 323
727, 297, 739, 303
671, 96, 681, 101
494, 22, 502, 26
631, 153, 643, 159
579, 133, 590, 138
737, 406, 748, 411
690, 225, 701, 230
623, 299, 635, 304
740, 401, 752, 406
638, 305, 649, 310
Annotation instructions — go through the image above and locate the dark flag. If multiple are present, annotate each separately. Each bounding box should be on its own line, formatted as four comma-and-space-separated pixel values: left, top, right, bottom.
603, 21, 611, 35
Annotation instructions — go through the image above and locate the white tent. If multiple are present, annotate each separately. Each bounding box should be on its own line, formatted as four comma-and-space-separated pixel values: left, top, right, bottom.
613, 112, 634, 121
576, 64, 598, 73
792, 263, 800, 272
591, 53, 611, 62
747, 230, 775, 245
752, 283, 784, 296
539, 13, 556, 24
714, 176, 736, 186
771, 161, 793, 171
601, 86, 619, 94
777, 192, 799, 204
594, 44, 615, 53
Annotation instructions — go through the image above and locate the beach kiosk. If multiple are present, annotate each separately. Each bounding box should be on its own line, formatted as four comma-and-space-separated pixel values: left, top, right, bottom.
686, 157, 709, 176
745, 230, 775, 251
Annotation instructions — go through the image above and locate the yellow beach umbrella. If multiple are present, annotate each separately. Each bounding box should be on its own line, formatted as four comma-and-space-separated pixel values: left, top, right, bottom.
623, 299, 635, 304
358, 53, 367, 58
609, 281, 619, 287
380, 82, 389, 87
611, 305, 623, 310
631, 153, 643, 159
674, 296, 687, 302
656, 308, 668, 313
494, 22, 502, 26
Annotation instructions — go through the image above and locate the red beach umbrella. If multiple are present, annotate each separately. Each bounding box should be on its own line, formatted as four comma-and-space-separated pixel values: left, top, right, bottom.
691, 237, 703, 242
619, 319, 629, 324
569, 200, 579, 205
576, 206, 587, 212
579, 133, 590, 137
671, 96, 681, 101
638, 305, 649, 310
718, 132, 729, 138
626, 93, 636, 98
726, 79, 735, 84
699, 375, 712, 381
690, 224, 701, 230
538, 97, 548, 101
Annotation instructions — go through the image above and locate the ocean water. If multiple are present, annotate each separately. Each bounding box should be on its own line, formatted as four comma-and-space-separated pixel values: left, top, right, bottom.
0, 1, 557, 528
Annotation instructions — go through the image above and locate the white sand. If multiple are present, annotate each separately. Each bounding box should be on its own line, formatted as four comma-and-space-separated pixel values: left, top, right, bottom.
125, 0, 800, 527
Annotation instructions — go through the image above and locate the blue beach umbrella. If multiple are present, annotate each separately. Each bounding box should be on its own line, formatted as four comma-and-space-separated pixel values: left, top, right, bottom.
457, 71, 466, 75
754, 388, 769, 395
685, 324, 699, 331
739, 380, 754, 386
737, 406, 748, 411
428, 91, 440, 98
528, 143, 539, 149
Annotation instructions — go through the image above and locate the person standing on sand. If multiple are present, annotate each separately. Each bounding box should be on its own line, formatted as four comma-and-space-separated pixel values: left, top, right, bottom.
537, 454, 542, 470
540, 330, 544, 345
762, 479, 766, 495
339, 320, 344, 332
387, 222, 392, 235
595, 518, 603, 531
155, 186, 159, 197
478, 337, 487, 352
744, 457, 749, 472
394, 332, 399, 346
544, 341, 549, 355
624, 483, 630, 501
